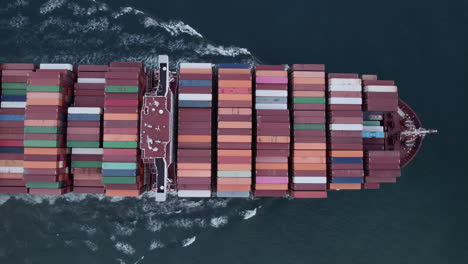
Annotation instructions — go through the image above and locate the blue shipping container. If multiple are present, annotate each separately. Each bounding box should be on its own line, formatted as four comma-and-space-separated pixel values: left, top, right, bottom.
179, 80, 212, 87
178, 100, 212, 108
0, 147, 24, 153
331, 177, 364, 184
0, 115, 25, 121
331, 157, 363, 164
102, 169, 138, 177
1, 95, 26, 102
67, 114, 101, 121
362, 131, 385, 138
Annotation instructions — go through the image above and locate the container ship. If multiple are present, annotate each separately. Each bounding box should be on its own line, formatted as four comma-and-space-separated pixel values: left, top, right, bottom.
0, 55, 436, 200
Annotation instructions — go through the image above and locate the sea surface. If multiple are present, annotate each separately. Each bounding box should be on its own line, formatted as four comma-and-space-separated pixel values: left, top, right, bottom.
0, 0, 466, 263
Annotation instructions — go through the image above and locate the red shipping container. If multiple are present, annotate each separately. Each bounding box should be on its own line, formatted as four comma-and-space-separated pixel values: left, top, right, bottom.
177, 156, 212, 163
178, 149, 211, 156
0, 187, 27, 193
0, 179, 26, 186
331, 164, 363, 170
292, 170, 327, 177
255, 169, 288, 176
177, 177, 211, 184
178, 184, 211, 190
254, 190, 287, 197
73, 187, 105, 194
294, 130, 326, 137
75, 83, 105, 90
217, 142, 252, 149
256, 143, 290, 150
291, 183, 327, 191
292, 191, 327, 198
291, 64, 325, 71
104, 120, 138, 128
29, 188, 67, 195
328, 73, 359, 78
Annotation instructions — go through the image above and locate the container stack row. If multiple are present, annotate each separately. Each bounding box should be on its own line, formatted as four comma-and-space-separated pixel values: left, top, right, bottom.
102, 62, 145, 197
364, 150, 401, 188
254, 65, 290, 197
327, 74, 364, 190
216, 64, 252, 198
74, 65, 108, 107
177, 63, 213, 198
24, 64, 74, 195
363, 80, 398, 112
289, 64, 328, 198
0, 63, 34, 193
362, 116, 385, 151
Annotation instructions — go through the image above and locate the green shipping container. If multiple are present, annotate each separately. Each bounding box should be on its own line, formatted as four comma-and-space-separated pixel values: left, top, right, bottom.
101, 177, 136, 184
2, 83, 28, 89
71, 161, 102, 168
103, 141, 137, 149
24, 140, 60, 147
2, 89, 27, 95
67, 141, 100, 148
294, 124, 326, 130
102, 162, 137, 170
27, 85, 61, 92
293, 97, 326, 104
105, 86, 139, 93
26, 182, 64, 189
24, 126, 60, 134
363, 121, 381, 126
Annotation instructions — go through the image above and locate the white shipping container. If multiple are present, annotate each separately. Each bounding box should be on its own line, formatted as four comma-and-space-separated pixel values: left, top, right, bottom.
328, 78, 362, 85
0, 167, 24, 173
330, 124, 363, 131
68, 107, 102, 115
217, 170, 251, 178
77, 78, 106, 83
0, 102, 26, 108
328, 84, 362, 92
256, 90, 288, 97
329, 97, 362, 105
72, 148, 104, 155
293, 177, 327, 184
179, 63, 212, 69
40, 63, 73, 71
363, 126, 384, 132
255, 103, 287, 110
178, 190, 211, 198
364, 85, 398, 92
179, 94, 212, 101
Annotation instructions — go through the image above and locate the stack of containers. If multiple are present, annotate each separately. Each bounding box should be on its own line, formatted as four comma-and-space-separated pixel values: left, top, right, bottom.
364, 150, 400, 188
102, 62, 145, 197
289, 64, 327, 198
74, 65, 108, 107
216, 64, 252, 198
68, 107, 104, 194
254, 65, 290, 197
177, 63, 213, 198
23, 64, 74, 195
362, 116, 385, 151
327, 73, 364, 190
0, 63, 34, 193
363, 80, 398, 112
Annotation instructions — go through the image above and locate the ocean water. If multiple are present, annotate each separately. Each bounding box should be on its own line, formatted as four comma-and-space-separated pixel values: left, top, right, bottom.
0, 0, 467, 263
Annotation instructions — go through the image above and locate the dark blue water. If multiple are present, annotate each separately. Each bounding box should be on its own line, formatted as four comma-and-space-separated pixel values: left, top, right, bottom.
0, 0, 466, 263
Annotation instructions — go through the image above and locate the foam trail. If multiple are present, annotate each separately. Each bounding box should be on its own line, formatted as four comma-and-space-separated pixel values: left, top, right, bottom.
182, 236, 196, 247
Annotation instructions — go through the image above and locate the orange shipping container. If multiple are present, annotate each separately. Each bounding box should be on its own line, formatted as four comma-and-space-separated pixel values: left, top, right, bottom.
217, 184, 251, 191
293, 143, 326, 150
255, 183, 288, 190
218, 164, 251, 170
218, 135, 251, 143
218, 150, 252, 157
293, 164, 327, 170
104, 113, 138, 121
218, 80, 251, 88
257, 136, 290, 143
177, 135, 211, 143
25, 148, 66, 155
293, 150, 326, 157
177, 163, 211, 170
218, 108, 252, 115
293, 77, 325, 84
292, 71, 325, 78
73, 173, 102, 180
179, 68, 212, 74
0, 160, 23, 166
255, 70, 287, 77
24, 120, 60, 127
218, 69, 250, 74
292, 91, 325, 97
106, 189, 141, 197
217, 178, 252, 185
27, 92, 62, 99
256, 163, 288, 170
26, 98, 63, 106
103, 134, 138, 141
177, 170, 211, 177
218, 121, 252, 129
23, 161, 62, 169
218, 94, 252, 101
292, 157, 326, 163
329, 183, 362, 190
0, 173, 23, 179
331, 151, 363, 157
